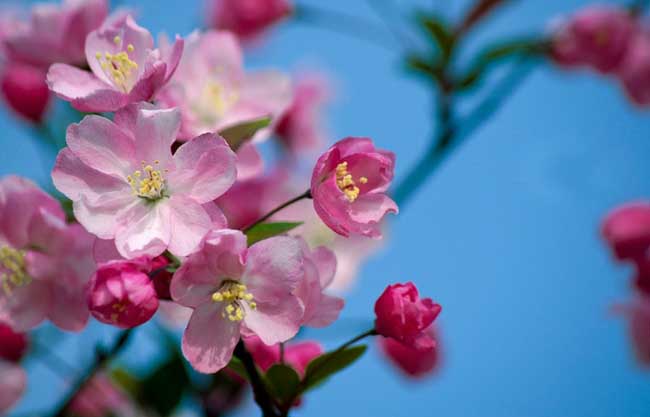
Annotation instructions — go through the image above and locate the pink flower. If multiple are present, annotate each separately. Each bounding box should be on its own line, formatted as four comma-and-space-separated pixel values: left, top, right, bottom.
618, 31, 650, 107
157, 30, 292, 142
87, 259, 160, 328
3, 0, 109, 67
374, 282, 441, 351
601, 202, 650, 262
0, 322, 28, 363
52, 103, 236, 259
0, 176, 95, 332
294, 238, 344, 327
0, 62, 50, 122
0, 360, 26, 413
171, 229, 305, 373
69, 374, 136, 417
206, 0, 292, 42
615, 298, 650, 367
550, 6, 636, 73
47, 15, 183, 112
276, 73, 330, 156
311, 137, 398, 238
633, 256, 650, 296
378, 327, 440, 378
245, 335, 323, 376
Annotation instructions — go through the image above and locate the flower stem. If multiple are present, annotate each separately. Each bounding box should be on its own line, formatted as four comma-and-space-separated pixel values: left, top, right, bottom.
243, 190, 312, 233
49, 329, 134, 417
234, 340, 280, 417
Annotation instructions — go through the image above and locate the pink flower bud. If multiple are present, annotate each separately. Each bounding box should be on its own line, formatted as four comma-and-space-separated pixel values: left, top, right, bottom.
550, 7, 636, 74
619, 32, 650, 107
311, 137, 398, 238
601, 202, 650, 262
615, 299, 650, 367
0, 322, 28, 363
207, 0, 292, 42
0, 62, 50, 123
378, 327, 440, 378
374, 282, 441, 350
245, 335, 323, 377
87, 260, 160, 328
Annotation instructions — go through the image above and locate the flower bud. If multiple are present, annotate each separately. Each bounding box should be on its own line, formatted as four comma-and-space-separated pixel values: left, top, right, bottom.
1, 62, 50, 123
207, 0, 292, 41
601, 202, 650, 262
378, 328, 440, 378
0, 322, 28, 363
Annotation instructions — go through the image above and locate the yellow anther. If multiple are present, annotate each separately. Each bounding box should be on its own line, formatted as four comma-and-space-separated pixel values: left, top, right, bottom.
0, 246, 31, 296
96, 45, 139, 92
126, 161, 166, 200
114, 36, 121, 45
335, 162, 365, 202
211, 280, 256, 322
360, 177, 368, 184
127, 44, 135, 52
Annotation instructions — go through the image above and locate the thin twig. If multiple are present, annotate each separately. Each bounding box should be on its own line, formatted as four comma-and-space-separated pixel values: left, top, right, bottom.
243, 190, 312, 233
234, 341, 280, 417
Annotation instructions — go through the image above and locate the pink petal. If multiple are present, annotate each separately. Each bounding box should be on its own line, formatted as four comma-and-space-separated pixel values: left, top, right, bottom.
0, 280, 51, 332
47, 64, 128, 112
127, 59, 167, 103
310, 246, 337, 288
242, 296, 303, 345
171, 258, 223, 308
114, 200, 171, 259
348, 193, 398, 238
166, 195, 213, 257
168, 133, 237, 203
48, 274, 90, 332
182, 303, 240, 373
128, 105, 180, 168
305, 293, 344, 328
0, 361, 26, 413
162, 35, 184, 82
236, 142, 264, 181
245, 237, 303, 297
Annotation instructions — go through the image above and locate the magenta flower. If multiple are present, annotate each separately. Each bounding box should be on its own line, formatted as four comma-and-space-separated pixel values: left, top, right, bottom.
311, 137, 398, 238
634, 256, 650, 296
47, 15, 184, 112
0, 322, 28, 363
601, 202, 650, 262
294, 238, 344, 327
276, 73, 330, 156
245, 335, 323, 376
0, 61, 50, 123
619, 31, 650, 107
550, 6, 636, 74
52, 104, 236, 259
0, 176, 95, 332
615, 298, 650, 367
3, 0, 109, 67
87, 259, 160, 328
69, 374, 137, 417
157, 30, 292, 141
206, 0, 292, 42
378, 327, 440, 379
171, 229, 304, 373
374, 282, 441, 351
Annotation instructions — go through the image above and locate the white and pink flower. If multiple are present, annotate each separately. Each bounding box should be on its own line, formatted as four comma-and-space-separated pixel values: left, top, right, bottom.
52, 103, 236, 259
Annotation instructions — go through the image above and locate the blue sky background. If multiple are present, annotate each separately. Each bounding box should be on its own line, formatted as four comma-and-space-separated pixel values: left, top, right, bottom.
2, 0, 650, 416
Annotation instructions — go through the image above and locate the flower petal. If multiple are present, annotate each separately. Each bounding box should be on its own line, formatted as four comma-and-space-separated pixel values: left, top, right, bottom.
114, 200, 171, 259
47, 64, 128, 112
166, 195, 212, 257
0, 361, 26, 413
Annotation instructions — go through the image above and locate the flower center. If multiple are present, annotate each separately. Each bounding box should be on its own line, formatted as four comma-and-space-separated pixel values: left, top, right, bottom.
211, 280, 256, 322
127, 161, 167, 201
0, 246, 30, 296
335, 161, 368, 203
95, 36, 139, 93
192, 77, 239, 125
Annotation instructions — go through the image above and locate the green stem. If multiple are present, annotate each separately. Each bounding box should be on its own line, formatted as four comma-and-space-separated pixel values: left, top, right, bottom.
243, 190, 312, 233
234, 341, 280, 417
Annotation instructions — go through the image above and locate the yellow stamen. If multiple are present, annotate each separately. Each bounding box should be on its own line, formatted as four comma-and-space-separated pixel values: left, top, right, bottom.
113, 36, 121, 45
335, 161, 366, 202
211, 280, 256, 322
0, 246, 31, 296
96, 43, 139, 93
127, 161, 166, 200
192, 80, 240, 125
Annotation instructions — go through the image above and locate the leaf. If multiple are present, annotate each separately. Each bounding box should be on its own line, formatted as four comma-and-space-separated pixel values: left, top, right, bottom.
139, 352, 190, 416
264, 364, 301, 403
417, 13, 455, 60
219, 116, 271, 151
245, 222, 303, 246
302, 345, 367, 393
226, 357, 249, 381
110, 367, 141, 398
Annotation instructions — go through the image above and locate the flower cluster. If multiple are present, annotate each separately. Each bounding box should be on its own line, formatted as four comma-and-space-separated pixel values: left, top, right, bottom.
550, 5, 650, 106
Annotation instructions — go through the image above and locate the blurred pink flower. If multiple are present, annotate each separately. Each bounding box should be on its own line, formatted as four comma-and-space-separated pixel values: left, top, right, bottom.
69, 374, 136, 417
0, 176, 95, 332
0, 360, 26, 413
311, 137, 397, 238
171, 229, 305, 373
52, 104, 235, 259
0, 322, 28, 363
633, 256, 650, 296
550, 6, 636, 73
619, 31, 650, 107
0, 61, 50, 122
245, 335, 323, 376
87, 259, 160, 328
206, 0, 292, 42
47, 15, 183, 112
601, 201, 650, 262
374, 282, 441, 351
378, 327, 440, 378
157, 30, 292, 141
276, 73, 331, 156
615, 298, 650, 367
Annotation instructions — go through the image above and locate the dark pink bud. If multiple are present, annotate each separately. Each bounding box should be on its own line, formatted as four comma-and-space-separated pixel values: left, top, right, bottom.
245, 336, 323, 377
619, 32, 650, 107
150, 256, 173, 300
601, 202, 650, 262
87, 260, 159, 328
1, 62, 50, 123
0, 322, 28, 363
378, 327, 440, 378
374, 282, 441, 350
207, 0, 292, 41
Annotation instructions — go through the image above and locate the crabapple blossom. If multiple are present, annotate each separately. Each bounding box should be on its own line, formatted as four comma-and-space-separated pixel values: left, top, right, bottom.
171, 229, 305, 373
615, 298, 650, 367
0, 322, 28, 363
311, 137, 398, 238
619, 31, 650, 107
47, 15, 183, 112
0, 176, 95, 332
601, 202, 650, 262
51, 103, 236, 259
374, 282, 441, 351
378, 327, 440, 378
206, 0, 292, 42
157, 30, 292, 142
0, 62, 50, 122
245, 335, 323, 376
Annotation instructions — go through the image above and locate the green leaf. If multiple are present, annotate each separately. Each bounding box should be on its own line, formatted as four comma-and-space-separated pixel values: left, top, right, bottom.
245, 222, 303, 246
139, 352, 190, 416
219, 116, 271, 151
264, 364, 301, 403
417, 13, 455, 60
110, 367, 141, 398
302, 345, 367, 393
226, 357, 249, 381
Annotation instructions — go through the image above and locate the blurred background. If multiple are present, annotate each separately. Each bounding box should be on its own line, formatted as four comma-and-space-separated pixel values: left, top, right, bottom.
1, 0, 649, 416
